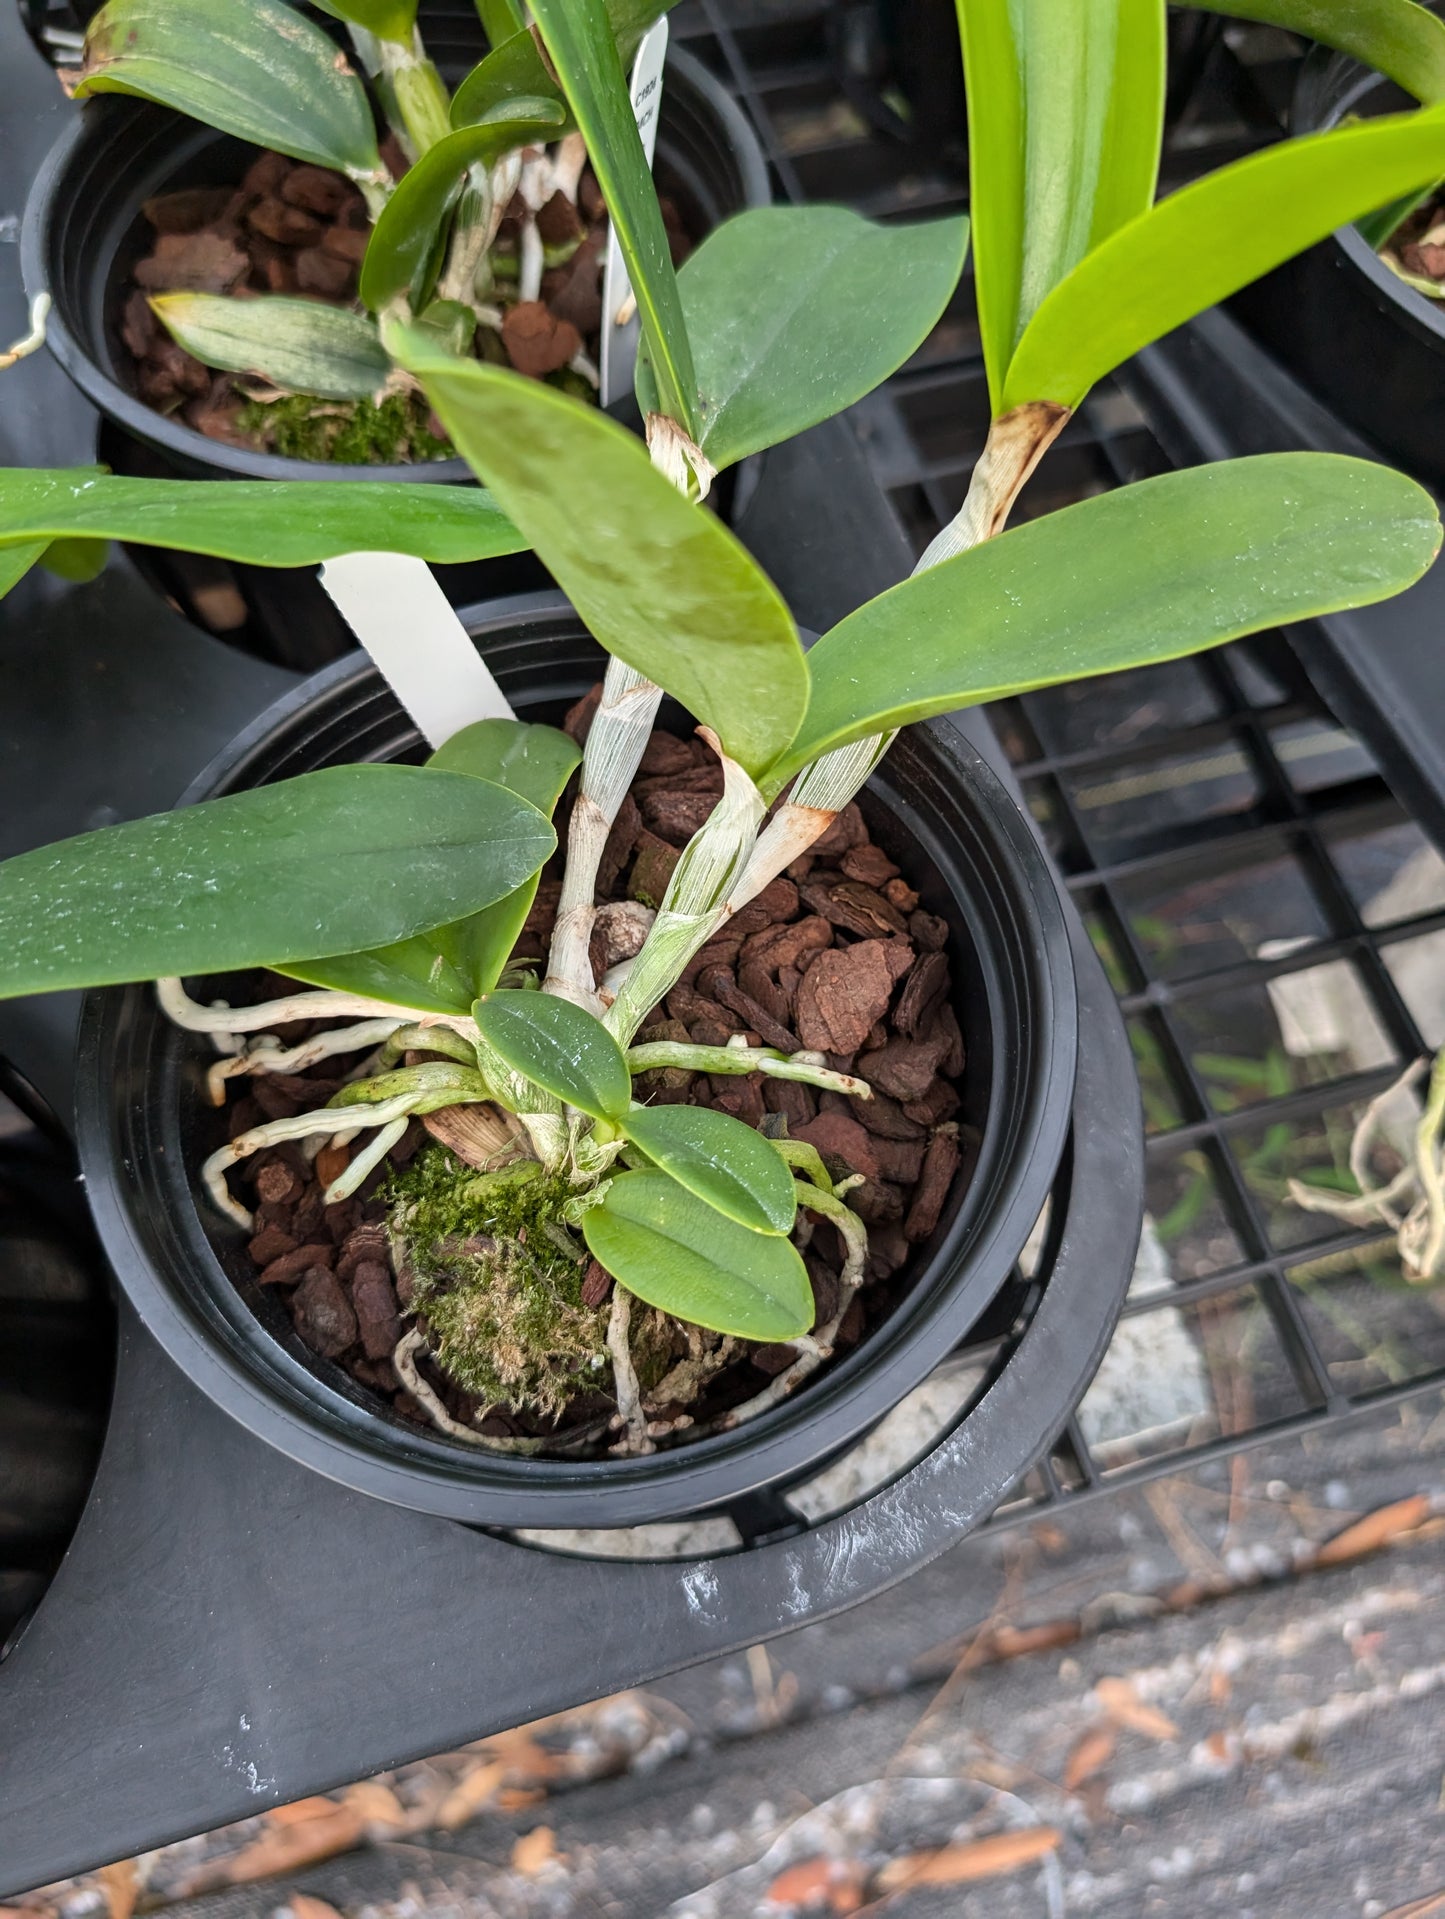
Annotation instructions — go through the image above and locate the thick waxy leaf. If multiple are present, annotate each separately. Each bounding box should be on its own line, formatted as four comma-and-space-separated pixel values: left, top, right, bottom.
151, 294, 390, 400
960, 0, 1166, 412
288, 720, 581, 1011
529, 0, 699, 435
1003, 102, 1445, 411
473, 988, 632, 1119
359, 100, 568, 312
623, 1103, 797, 1235
78, 0, 383, 180
391, 339, 809, 777
310, 0, 419, 45
583, 1169, 814, 1340
0, 542, 46, 600
774, 455, 1442, 781
0, 767, 556, 1001
475, 0, 524, 44
636, 207, 970, 470
39, 537, 109, 583
0, 470, 525, 569
1195, 0, 1445, 104
451, 5, 681, 136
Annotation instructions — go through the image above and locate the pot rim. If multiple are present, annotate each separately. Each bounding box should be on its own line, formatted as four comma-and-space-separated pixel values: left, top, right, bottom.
1293, 45, 1445, 345
75, 594, 1078, 1526
21, 45, 767, 483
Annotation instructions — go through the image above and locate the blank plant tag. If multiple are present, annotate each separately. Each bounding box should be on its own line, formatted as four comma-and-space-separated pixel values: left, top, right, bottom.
320, 551, 516, 746
599, 15, 669, 407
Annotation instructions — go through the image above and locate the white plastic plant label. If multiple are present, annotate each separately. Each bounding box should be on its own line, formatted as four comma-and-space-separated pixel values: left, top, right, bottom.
599, 13, 670, 407
319, 551, 517, 747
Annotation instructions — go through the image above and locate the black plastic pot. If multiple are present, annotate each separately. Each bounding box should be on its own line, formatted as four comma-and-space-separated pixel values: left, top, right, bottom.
1230, 45, 1445, 488
76, 595, 1078, 1530
0, 1060, 114, 1661
22, 46, 769, 485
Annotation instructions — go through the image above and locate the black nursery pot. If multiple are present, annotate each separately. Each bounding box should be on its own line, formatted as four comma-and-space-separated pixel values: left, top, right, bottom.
22, 47, 769, 485
1230, 47, 1445, 488
75, 600, 1078, 1530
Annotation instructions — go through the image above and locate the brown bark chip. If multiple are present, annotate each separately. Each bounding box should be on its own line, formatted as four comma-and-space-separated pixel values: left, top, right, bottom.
852, 1088, 926, 1141
740, 914, 833, 976
143, 186, 237, 234
291, 1268, 358, 1358
581, 1259, 612, 1308
502, 300, 582, 377
247, 1226, 298, 1267
352, 1261, 402, 1360
639, 788, 716, 845
909, 909, 950, 952
544, 229, 605, 334
795, 939, 896, 1055
637, 730, 695, 777
281, 165, 354, 216
295, 247, 354, 297
904, 1078, 961, 1126
763, 1078, 817, 1129
905, 1128, 961, 1241
246, 196, 325, 246
133, 230, 250, 295
811, 802, 867, 856
728, 877, 801, 940
241, 149, 291, 197
260, 1242, 336, 1287
857, 1031, 951, 1103
321, 221, 370, 264
801, 878, 909, 939
596, 793, 642, 897
629, 831, 680, 907
792, 1111, 879, 1182
895, 949, 951, 1037
119, 289, 159, 359
536, 188, 585, 247
840, 842, 900, 888
337, 1221, 389, 1283
255, 1158, 302, 1205
700, 967, 799, 1052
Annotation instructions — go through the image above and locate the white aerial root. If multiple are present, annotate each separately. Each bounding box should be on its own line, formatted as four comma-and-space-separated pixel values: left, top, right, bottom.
0, 292, 50, 370
710, 1180, 869, 1433
201, 1093, 422, 1229
323, 1115, 411, 1204
392, 1328, 553, 1453
606, 1285, 653, 1455
205, 1017, 408, 1106
1289, 1049, 1445, 1282
158, 976, 477, 1040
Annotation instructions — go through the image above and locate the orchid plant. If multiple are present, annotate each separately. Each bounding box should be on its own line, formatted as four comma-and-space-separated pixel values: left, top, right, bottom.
0, 0, 1443, 1450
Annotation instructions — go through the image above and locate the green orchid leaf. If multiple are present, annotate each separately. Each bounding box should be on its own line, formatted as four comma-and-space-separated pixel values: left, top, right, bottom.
451, 29, 570, 132
310, 0, 419, 46
78, 0, 383, 181
359, 99, 568, 312
451, 5, 681, 134
150, 294, 391, 400
529, 0, 699, 436
635, 206, 970, 470
622, 1103, 797, 1235
38, 537, 109, 583
0, 766, 556, 1001
583, 1169, 814, 1340
473, 987, 632, 1119
1002, 101, 1445, 411
474, 0, 524, 44
0, 469, 526, 569
1192, 0, 1445, 104
287, 719, 580, 1012
775, 455, 1442, 779
389, 338, 809, 778
0, 542, 46, 600
960, 0, 1166, 412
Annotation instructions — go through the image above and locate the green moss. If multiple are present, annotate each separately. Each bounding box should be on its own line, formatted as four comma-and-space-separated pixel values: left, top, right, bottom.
386, 1144, 609, 1419
237, 389, 453, 466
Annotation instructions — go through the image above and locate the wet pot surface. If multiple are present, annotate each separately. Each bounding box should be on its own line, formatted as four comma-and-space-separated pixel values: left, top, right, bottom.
77, 602, 1077, 1527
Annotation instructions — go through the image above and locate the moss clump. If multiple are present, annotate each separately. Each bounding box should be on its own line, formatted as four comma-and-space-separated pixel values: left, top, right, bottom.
237, 388, 453, 466
386, 1144, 609, 1419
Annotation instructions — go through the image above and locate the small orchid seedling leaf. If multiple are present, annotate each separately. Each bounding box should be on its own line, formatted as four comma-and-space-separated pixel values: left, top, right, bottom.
529, 0, 700, 435
389, 338, 810, 779
960, 0, 1166, 412
623, 1103, 798, 1235
150, 294, 391, 401
359, 100, 568, 312
1002, 101, 1445, 411
635, 206, 971, 470
0, 470, 526, 569
0, 766, 556, 1001
583, 1169, 814, 1340
1194, 0, 1445, 104
288, 720, 581, 1012
775, 454, 1443, 778
77, 0, 384, 180
473, 988, 633, 1119
310, 0, 420, 46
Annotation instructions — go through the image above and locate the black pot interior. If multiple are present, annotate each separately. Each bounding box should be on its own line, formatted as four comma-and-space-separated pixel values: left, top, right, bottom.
82, 607, 1071, 1522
